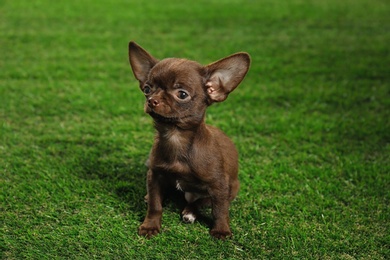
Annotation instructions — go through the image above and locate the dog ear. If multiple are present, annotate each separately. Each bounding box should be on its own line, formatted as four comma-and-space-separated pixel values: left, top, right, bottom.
205, 53, 250, 102
129, 41, 158, 83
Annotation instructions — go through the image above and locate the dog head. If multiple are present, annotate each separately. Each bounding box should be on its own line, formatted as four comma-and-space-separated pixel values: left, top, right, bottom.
128, 41, 250, 129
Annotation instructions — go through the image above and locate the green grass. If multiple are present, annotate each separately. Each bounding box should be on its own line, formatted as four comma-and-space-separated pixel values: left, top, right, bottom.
1, 0, 389, 258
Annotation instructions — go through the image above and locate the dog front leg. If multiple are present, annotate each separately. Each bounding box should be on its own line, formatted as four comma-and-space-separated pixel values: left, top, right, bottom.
138, 169, 163, 238
209, 184, 232, 239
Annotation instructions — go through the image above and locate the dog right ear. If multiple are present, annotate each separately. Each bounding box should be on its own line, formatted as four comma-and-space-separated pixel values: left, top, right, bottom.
129, 41, 158, 83
205, 52, 250, 103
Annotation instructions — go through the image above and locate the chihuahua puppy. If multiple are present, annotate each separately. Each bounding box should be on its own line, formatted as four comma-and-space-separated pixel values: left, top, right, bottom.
128, 41, 250, 239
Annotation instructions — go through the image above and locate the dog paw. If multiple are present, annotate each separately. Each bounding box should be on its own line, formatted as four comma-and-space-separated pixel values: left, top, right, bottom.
210, 228, 232, 240
182, 212, 196, 224
138, 224, 160, 238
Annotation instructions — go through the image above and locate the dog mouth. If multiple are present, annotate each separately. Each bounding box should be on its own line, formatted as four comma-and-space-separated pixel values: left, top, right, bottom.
149, 111, 183, 123
148, 111, 203, 128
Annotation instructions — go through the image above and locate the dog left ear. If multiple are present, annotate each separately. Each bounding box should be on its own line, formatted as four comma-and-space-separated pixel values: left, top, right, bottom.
129, 41, 158, 83
205, 52, 250, 103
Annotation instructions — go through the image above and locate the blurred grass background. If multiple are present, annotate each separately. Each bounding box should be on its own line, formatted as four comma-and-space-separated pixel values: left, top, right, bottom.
1, 0, 389, 258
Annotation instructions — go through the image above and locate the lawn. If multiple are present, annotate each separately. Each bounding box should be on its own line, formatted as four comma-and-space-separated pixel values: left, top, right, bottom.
1, 0, 389, 258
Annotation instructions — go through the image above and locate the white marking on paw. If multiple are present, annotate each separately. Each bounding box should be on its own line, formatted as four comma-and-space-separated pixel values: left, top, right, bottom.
182, 212, 196, 224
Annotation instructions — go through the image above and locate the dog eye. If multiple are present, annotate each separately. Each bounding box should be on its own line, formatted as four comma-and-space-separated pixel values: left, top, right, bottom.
177, 90, 189, 100
143, 86, 152, 95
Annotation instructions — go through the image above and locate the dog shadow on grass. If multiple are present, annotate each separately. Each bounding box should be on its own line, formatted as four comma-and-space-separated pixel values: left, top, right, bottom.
76, 147, 213, 228
76, 150, 147, 215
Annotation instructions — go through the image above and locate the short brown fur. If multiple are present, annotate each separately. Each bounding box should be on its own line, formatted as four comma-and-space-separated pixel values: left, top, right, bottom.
128, 41, 250, 239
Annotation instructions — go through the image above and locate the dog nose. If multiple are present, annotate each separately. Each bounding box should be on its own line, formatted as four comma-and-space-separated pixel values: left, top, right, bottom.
148, 97, 159, 108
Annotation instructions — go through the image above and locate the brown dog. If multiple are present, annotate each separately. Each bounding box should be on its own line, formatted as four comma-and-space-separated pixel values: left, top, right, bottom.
128, 41, 250, 239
